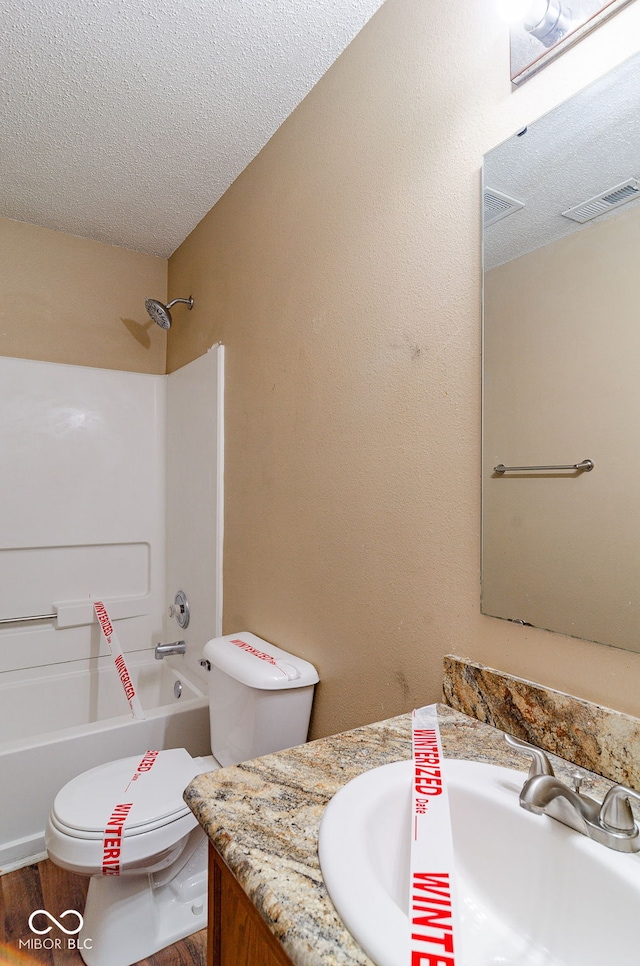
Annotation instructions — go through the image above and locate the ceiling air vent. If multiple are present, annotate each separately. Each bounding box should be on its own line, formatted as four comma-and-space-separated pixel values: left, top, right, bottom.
483, 188, 525, 228
562, 178, 640, 224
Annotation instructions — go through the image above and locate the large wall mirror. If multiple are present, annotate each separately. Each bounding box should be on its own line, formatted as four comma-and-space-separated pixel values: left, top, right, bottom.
482, 51, 640, 653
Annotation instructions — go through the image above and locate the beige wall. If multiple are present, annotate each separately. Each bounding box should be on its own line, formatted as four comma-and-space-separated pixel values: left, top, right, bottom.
168, 0, 640, 739
0, 218, 167, 373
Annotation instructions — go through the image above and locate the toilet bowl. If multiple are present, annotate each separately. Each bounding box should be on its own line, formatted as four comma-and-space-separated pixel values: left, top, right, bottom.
45, 633, 318, 966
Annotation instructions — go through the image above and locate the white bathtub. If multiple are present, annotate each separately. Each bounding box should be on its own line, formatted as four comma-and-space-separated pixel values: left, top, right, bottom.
0, 654, 210, 872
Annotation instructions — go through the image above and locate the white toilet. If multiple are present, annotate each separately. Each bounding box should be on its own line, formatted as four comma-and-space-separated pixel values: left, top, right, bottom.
45, 633, 319, 966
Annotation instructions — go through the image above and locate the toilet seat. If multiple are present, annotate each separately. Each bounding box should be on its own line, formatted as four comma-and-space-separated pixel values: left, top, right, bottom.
45, 748, 203, 876
51, 748, 197, 837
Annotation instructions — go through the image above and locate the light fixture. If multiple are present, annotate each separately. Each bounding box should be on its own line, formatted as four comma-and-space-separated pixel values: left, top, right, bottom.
523, 0, 572, 47
506, 0, 633, 86
497, 0, 572, 47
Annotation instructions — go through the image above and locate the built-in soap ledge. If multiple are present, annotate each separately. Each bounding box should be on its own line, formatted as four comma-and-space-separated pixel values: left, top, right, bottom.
54, 595, 151, 628
0, 596, 151, 629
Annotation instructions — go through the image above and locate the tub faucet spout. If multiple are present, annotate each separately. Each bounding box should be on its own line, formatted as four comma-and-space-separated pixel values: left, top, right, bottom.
155, 640, 186, 660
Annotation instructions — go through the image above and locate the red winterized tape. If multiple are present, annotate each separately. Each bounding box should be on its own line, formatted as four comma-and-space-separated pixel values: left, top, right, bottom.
93, 599, 145, 720
410, 705, 461, 965
230, 637, 278, 666
100, 749, 159, 876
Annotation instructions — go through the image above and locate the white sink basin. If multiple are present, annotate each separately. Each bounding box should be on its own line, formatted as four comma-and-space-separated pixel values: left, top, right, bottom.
318, 758, 640, 966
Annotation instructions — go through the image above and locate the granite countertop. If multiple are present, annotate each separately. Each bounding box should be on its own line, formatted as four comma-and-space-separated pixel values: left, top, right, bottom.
184, 704, 615, 966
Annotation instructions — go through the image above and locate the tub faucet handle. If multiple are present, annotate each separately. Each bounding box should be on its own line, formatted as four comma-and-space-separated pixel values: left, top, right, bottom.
505, 733, 555, 779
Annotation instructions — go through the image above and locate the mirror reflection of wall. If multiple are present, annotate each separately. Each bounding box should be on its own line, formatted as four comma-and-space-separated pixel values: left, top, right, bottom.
482, 51, 640, 653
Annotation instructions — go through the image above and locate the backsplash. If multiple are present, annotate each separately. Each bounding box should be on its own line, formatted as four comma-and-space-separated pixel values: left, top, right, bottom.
443, 655, 640, 791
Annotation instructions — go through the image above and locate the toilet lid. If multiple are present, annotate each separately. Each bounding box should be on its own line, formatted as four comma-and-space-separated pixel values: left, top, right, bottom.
51, 748, 198, 838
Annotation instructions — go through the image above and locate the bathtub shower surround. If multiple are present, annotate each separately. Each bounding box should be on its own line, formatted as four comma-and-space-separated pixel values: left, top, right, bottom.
165, 345, 225, 679
0, 349, 224, 871
0, 359, 167, 867
0, 356, 166, 676
443, 655, 640, 790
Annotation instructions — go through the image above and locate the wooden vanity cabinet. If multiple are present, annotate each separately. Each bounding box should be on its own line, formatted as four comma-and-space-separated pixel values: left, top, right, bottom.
207, 842, 296, 966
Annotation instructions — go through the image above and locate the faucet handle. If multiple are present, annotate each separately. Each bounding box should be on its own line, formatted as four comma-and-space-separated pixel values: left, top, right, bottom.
504, 734, 555, 779
599, 784, 640, 833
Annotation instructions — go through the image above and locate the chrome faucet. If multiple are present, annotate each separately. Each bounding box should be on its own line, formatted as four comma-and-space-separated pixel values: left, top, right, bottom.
505, 734, 640, 853
155, 640, 186, 660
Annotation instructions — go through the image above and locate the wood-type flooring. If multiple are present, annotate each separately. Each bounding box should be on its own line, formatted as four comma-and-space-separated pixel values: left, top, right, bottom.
0, 859, 206, 966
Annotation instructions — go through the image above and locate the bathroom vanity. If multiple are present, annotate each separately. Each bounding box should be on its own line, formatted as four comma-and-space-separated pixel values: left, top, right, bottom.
185, 657, 633, 966
207, 841, 295, 966
185, 713, 413, 965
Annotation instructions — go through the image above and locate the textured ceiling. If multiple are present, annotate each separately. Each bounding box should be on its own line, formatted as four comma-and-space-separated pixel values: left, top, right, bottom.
484, 50, 640, 270
2, 0, 386, 258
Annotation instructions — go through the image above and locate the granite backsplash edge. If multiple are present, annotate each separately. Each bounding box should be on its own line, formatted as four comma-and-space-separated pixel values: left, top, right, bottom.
443, 654, 640, 790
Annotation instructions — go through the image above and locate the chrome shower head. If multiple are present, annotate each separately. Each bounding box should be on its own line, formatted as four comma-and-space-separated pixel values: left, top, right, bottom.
145, 296, 194, 329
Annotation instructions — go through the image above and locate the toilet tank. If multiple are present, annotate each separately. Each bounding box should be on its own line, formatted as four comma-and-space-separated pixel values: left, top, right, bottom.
202, 632, 319, 767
